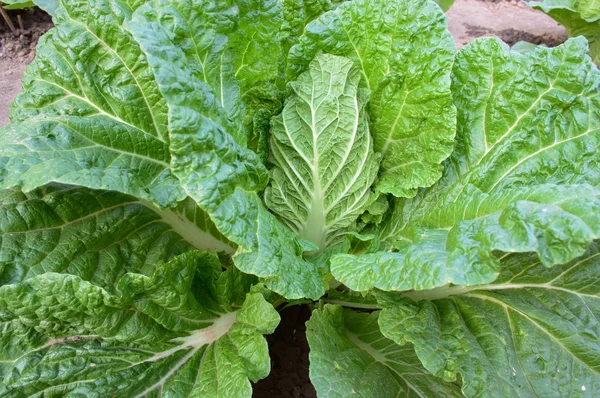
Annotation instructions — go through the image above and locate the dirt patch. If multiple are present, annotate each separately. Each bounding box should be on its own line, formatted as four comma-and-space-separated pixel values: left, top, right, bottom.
0, 60, 26, 126
0, 8, 52, 126
465, 25, 568, 47
447, 0, 568, 48
253, 305, 316, 398
0, 8, 52, 63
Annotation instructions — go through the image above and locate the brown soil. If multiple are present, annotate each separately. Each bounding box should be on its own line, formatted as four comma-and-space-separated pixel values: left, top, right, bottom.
0, 8, 52, 63
253, 305, 316, 398
448, 0, 567, 48
1, 8, 52, 125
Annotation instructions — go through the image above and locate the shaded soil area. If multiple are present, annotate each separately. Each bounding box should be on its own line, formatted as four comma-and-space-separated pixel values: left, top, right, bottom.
253, 305, 316, 398
0, 8, 52, 63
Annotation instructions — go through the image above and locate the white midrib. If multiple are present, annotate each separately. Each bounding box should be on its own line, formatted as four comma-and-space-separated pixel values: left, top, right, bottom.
346, 331, 427, 398
301, 84, 327, 249
145, 200, 236, 255
134, 312, 237, 397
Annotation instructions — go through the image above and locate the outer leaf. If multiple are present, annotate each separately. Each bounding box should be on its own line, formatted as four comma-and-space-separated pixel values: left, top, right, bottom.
33, 0, 57, 14
529, 0, 600, 63
135, 0, 284, 147
0, 190, 278, 396
265, 54, 379, 250
377, 242, 600, 397
287, 0, 457, 197
332, 38, 600, 292
0, 184, 234, 290
127, 4, 327, 299
580, 0, 600, 21
306, 304, 462, 397
0, 0, 184, 207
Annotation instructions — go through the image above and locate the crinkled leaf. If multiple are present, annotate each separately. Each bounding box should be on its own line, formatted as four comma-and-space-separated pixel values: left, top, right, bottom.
265, 54, 379, 250
306, 304, 462, 397
0, 184, 235, 290
287, 0, 457, 197
136, 0, 284, 147
377, 242, 600, 397
0, 0, 184, 207
332, 38, 600, 292
228, 0, 283, 90
280, 0, 345, 49
529, 0, 600, 63
0, 214, 278, 397
127, 3, 327, 300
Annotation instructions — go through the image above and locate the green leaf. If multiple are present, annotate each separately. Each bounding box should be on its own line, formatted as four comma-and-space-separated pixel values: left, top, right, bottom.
132, 0, 285, 147
332, 38, 600, 292
0, 184, 235, 290
126, 2, 327, 300
0, 0, 184, 207
2, 0, 35, 10
306, 304, 462, 397
434, 0, 455, 12
228, 0, 284, 91
377, 241, 600, 397
0, 225, 278, 397
280, 0, 346, 50
287, 0, 457, 198
33, 0, 57, 14
579, 0, 600, 21
265, 54, 379, 250
528, 0, 600, 63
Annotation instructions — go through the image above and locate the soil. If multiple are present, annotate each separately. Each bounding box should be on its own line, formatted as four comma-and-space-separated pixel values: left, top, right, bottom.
1, 7, 52, 125
253, 305, 315, 398
0, 1, 571, 397
448, 0, 567, 48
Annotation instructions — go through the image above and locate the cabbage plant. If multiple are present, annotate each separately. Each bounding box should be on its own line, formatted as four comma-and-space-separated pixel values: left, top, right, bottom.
0, 0, 599, 396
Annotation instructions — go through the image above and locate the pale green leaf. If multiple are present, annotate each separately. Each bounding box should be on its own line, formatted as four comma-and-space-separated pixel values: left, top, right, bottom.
265, 54, 379, 250
377, 242, 600, 397
306, 304, 462, 397
287, 0, 457, 197
332, 38, 600, 292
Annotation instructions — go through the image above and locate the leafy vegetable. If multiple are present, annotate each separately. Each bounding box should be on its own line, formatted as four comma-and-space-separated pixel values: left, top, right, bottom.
1, 0, 599, 396
265, 54, 379, 250
529, 0, 600, 64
